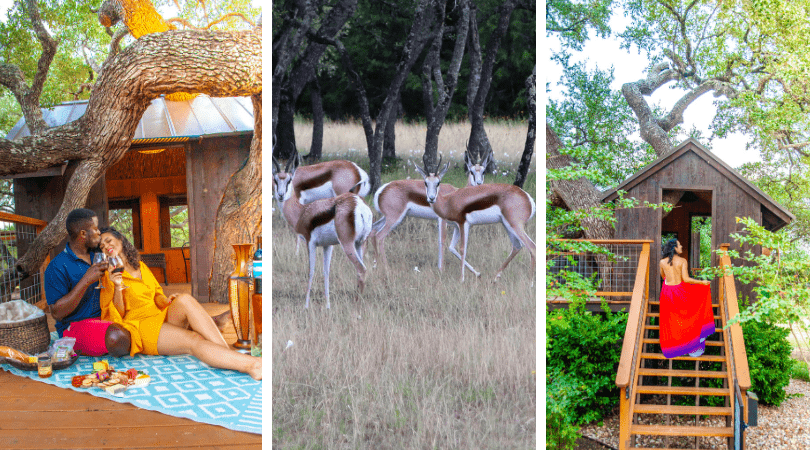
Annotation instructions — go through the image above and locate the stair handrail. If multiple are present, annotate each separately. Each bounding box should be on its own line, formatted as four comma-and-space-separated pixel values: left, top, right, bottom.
615, 242, 650, 449
718, 243, 751, 392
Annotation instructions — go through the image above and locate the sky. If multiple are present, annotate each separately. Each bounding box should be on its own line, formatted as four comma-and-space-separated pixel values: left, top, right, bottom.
546, 12, 763, 170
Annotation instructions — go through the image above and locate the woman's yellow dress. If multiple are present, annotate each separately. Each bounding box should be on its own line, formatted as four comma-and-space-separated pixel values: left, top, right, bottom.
100, 261, 170, 356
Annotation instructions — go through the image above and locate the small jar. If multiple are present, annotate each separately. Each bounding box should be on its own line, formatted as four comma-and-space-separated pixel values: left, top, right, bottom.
37, 354, 52, 378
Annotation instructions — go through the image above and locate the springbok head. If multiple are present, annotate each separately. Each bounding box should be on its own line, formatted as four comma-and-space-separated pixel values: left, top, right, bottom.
414, 153, 449, 204
272, 154, 299, 203
464, 141, 489, 186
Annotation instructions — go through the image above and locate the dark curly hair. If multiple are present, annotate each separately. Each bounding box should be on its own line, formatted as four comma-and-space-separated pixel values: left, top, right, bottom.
662, 238, 679, 266
99, 227, 141, 266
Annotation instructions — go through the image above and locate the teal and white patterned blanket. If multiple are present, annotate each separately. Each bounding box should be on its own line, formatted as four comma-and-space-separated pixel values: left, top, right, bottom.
0, 338, 262, 434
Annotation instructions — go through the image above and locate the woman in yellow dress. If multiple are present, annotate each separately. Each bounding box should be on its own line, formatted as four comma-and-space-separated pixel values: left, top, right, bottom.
98, 227, 261, 380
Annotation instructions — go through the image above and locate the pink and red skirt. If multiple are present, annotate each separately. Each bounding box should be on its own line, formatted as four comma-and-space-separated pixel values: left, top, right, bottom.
659, 281, 715, 358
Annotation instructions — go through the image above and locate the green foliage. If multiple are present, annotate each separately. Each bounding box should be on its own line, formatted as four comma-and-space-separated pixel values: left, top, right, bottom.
546, 0, 613, 51
546, 367, 582, 450
547, 302, 628, 424
547, 57, 656, 188
711, 217, 810, 327
154, 0, 260, 31
290, 0, 535, 121
741, 319, 793, 406
792, 359, 810, 382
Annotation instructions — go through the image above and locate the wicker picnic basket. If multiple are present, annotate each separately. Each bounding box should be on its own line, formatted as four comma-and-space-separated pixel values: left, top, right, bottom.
0, 313, 50, 355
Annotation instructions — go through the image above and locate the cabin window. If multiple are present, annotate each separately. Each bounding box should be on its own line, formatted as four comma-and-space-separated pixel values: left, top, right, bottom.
108, 198, 143, 250
159, 195, 189, 249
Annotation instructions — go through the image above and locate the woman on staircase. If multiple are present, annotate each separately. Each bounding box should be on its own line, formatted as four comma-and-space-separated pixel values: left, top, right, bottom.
658, 238, 715, 358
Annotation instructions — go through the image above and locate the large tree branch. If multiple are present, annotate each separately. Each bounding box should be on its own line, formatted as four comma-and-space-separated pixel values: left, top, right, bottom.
12, 27, 261, 276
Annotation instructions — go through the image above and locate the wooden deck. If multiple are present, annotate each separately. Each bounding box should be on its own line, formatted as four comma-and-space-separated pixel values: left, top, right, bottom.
0, 286, 262, 449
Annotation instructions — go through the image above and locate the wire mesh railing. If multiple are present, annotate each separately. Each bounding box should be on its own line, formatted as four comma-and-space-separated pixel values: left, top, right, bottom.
547, 239, 652, 303
0, 212, 48, 306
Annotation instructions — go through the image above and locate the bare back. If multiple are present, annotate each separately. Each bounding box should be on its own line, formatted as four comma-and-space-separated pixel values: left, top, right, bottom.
660, 255, 707, 286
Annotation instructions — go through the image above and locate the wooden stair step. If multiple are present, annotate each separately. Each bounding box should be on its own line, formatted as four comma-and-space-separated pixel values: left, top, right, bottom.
635, 385, 729, 396
646, 312, 721, 320
630, 424, 733, 437
633, 404, 732, 416
649, 301, 719, 308
637, 368, 728, 378
644, 325, 723, 333
640, 352, 726, 362
642, 338, 724, 347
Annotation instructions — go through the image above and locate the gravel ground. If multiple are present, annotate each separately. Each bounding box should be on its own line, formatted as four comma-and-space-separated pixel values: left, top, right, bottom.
579, 378, 810, 449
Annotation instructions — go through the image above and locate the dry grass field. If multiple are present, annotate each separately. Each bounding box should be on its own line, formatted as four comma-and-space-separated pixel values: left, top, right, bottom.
272, 120, 537, 449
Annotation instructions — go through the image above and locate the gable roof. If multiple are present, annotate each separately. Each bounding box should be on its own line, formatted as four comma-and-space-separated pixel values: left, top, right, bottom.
601, 137, 795, 227
5, 95, 254, 144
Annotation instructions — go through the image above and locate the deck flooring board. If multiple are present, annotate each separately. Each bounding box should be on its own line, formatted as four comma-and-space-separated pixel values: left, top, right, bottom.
0, 296, 262, 449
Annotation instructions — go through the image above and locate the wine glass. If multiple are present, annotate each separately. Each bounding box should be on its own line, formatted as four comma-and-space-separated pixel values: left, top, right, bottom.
109, 255, 128, 290
93, 252, 107, 289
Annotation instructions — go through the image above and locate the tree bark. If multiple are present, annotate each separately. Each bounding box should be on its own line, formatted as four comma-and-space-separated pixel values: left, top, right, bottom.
421, 0, 470, 170
514, 65, 535, 189
8, 27, 261, 277
466, 1, 517, 170
305, 74, 324, 162
546, 124, 613, 241
382, 93, 399, 162
208, 93, 262, 303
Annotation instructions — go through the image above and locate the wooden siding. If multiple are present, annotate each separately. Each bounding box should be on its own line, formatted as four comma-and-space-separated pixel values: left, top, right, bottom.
186, 134, 253, 303
614, 150, 763, 303
14, 160, 108, 259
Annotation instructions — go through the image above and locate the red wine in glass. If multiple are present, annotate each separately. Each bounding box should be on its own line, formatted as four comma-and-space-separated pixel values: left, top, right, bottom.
109, 256, 129, 289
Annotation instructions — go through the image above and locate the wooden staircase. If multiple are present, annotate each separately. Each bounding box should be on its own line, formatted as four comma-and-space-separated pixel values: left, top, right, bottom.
616, 243, 752, 449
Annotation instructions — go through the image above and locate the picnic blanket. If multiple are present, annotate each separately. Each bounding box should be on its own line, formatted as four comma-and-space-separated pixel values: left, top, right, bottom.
0, 333, 262, 434
659, 281, 716, 359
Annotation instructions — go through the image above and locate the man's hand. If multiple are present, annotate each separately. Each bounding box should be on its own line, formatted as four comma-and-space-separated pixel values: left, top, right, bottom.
83, 261, 108, 284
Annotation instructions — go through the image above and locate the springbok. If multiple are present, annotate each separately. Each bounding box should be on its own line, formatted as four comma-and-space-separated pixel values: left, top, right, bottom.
272, 155, 370, 206
414, 156, 536, 282
369, 150, 490, 271
273, 157, 373, 309
273, 155, 370, 253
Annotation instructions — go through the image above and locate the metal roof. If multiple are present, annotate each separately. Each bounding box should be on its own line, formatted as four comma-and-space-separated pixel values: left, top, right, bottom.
5, 95, 254, 142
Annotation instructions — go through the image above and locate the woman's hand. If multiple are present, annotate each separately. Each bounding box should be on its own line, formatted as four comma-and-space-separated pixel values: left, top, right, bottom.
110, 270, 124, 288
156, 294, 178, 309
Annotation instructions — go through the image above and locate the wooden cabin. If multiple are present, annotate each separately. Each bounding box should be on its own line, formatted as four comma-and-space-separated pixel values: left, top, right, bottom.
3, 96, 255, 303
601, 138, 795, 304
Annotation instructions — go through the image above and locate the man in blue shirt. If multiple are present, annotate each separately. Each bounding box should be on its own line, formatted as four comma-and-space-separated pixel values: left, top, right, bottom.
44, 208, 131, 356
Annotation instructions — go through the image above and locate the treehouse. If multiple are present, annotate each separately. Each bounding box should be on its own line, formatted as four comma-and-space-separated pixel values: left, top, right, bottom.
547, 139, 794, 447
601, 137, 794, 305
3, 95, 255, 303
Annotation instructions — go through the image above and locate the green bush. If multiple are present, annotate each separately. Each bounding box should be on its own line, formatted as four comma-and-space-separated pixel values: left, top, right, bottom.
546, 367, 581, 450
547, 302, 627, 424
742, 319, 793, 406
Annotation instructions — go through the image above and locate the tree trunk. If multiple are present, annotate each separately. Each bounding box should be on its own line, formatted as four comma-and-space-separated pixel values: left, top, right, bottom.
208, 93, 262, 303
275, 91, 298, 161
7, 27, 261, 277
514, 65, 535, 189
306, 74, 324, 162
421, 0, 470, 171
546, 123, 613, 241
313, 0, 437, 194
467, 1, 517, 171
382, 94, 398, 162
272, 0, 358, 158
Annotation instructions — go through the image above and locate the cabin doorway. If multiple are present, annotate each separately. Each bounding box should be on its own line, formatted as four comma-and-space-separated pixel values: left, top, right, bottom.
661, 189, 713, 277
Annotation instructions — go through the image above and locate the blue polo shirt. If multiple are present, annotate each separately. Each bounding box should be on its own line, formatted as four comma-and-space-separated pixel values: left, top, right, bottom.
44, 245, 102, 337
